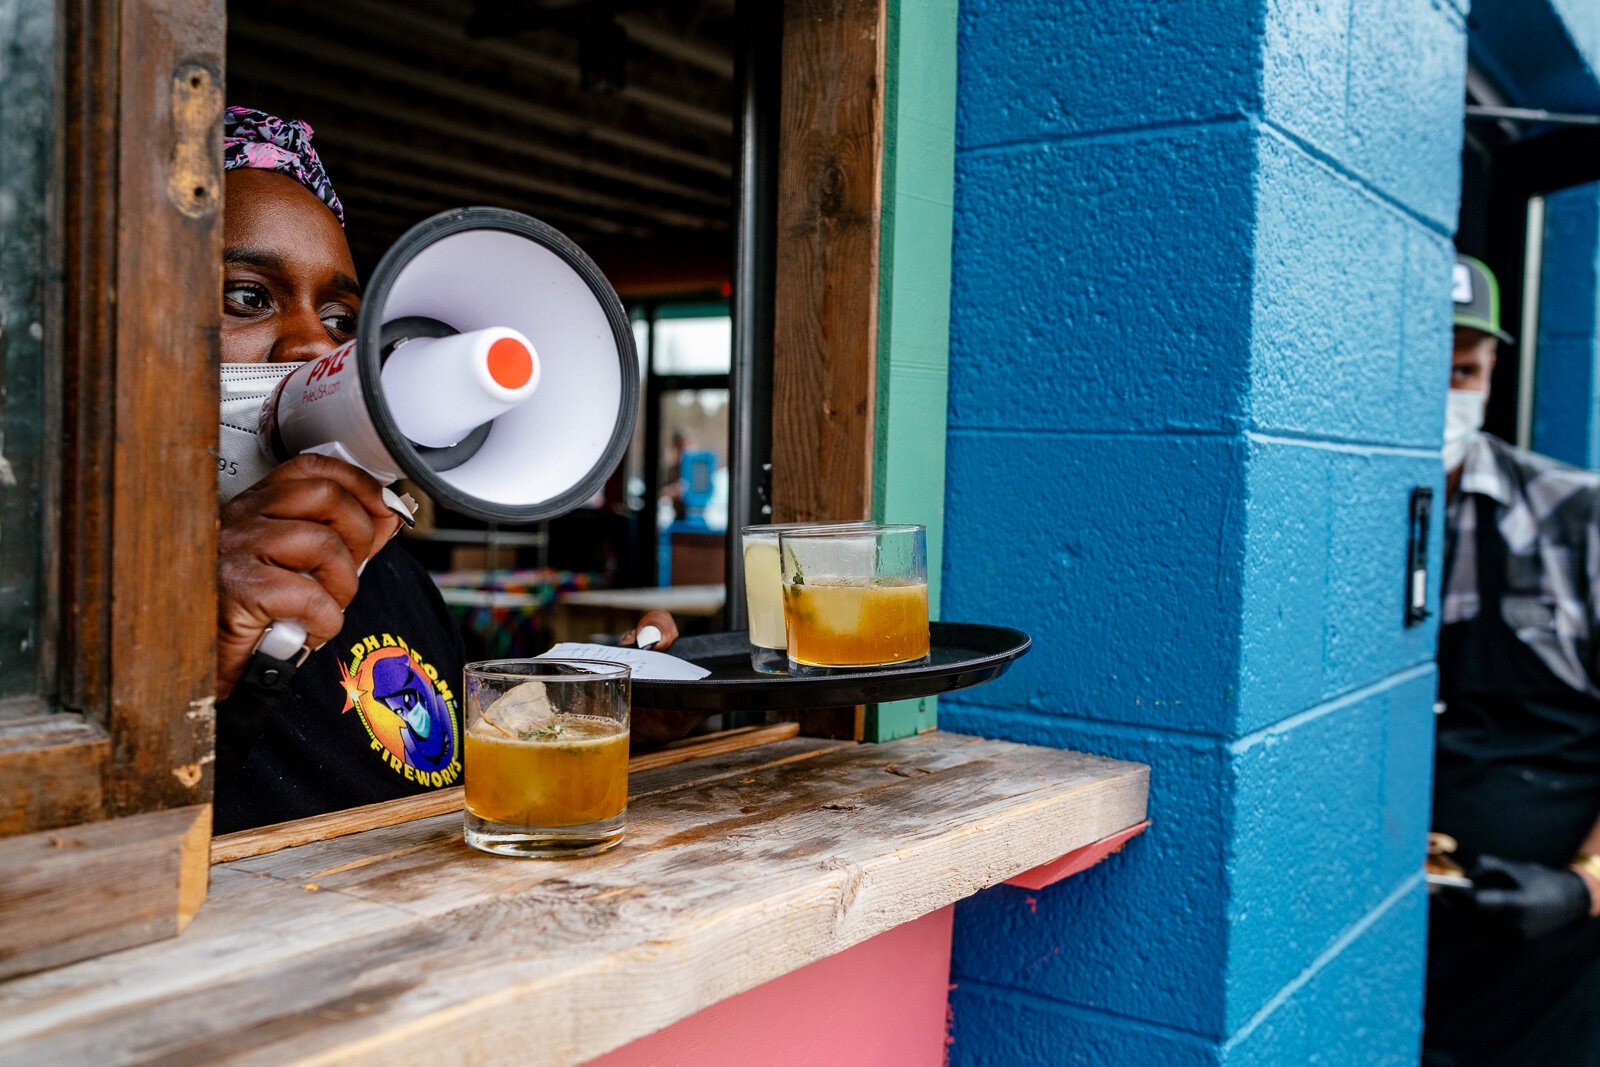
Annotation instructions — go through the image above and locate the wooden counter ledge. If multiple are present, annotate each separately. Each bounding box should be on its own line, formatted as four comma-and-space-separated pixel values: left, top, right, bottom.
0, 731, 1149, 1066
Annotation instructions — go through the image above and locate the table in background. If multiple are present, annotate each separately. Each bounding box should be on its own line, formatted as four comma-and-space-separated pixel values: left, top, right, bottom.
550, 583, 726, 644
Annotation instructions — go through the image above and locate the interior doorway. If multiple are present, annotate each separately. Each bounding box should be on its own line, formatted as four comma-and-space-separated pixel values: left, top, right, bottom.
225, 0, 751, 656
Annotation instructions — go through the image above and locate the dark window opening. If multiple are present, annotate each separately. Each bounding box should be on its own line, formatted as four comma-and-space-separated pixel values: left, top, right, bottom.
225, 0, 757, 659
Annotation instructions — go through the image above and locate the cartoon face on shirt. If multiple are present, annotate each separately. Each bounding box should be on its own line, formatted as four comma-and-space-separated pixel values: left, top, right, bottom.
369, 650, 455, 772
341, 643, 459, 778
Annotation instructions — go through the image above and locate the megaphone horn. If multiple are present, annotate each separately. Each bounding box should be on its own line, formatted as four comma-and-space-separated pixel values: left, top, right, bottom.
244, 207, 639, 667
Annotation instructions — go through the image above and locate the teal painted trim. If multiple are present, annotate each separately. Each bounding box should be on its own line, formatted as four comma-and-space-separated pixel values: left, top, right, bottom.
867, 0, 959, 742
654, 300, 730, 320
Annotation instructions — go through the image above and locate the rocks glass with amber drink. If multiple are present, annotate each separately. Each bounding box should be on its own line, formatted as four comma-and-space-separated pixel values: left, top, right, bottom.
778, 524, 930, 675
463, 659, 630, 858
743, 521, 873, 673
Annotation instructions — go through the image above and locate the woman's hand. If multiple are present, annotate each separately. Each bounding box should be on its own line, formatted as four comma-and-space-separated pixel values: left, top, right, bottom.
216, 454, 404, 698
619, 610, 679, 651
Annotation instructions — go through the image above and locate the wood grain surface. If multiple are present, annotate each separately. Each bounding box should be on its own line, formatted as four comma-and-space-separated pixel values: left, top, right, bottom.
770, 0, 886, 524
0, 732, 1148, 1066
103, 0, 223, 816
211, 724, 805, 864
0, 804, 209, 981
0, 713, 108, 836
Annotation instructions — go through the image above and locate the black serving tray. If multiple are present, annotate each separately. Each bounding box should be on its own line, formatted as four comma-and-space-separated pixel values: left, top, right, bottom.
631, 622, 1031, 713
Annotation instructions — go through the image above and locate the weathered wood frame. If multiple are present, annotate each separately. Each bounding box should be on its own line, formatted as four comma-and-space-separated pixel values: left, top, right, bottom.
2, 0, 951, 976
771, 0, 957, 743
0, 0, 222, 978
770, 0, 886, 527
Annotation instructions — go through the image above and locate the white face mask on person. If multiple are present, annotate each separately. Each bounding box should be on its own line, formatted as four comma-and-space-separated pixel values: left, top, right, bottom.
219, 362, 302, 503
1444, 388, 1486, 471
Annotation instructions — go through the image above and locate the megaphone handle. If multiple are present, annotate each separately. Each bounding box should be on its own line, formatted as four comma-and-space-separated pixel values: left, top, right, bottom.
236, 620, 311, 696
257, 620, 309, 665
218, 622, 311, 776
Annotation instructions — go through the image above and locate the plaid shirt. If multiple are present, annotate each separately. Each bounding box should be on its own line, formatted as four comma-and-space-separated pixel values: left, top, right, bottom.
1444, 434, 1600, 697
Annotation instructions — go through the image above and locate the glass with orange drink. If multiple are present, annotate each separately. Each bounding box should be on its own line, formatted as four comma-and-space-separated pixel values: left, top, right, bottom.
779, 524, 930, 675
463, 659, 630, 858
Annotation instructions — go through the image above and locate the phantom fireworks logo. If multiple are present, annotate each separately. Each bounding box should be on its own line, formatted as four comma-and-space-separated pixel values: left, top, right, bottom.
339, 634, 462, 787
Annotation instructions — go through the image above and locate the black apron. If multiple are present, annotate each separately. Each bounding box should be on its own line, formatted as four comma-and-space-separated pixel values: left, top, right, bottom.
1425, 496, 1600, 1066
214, 541, 466, 834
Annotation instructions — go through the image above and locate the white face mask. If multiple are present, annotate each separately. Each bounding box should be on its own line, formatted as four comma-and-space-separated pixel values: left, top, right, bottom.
1444, 388, 1486, 472
219, 362, 302, 502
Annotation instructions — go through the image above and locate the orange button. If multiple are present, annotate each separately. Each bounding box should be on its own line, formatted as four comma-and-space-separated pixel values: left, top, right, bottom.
487, 337, 534, 390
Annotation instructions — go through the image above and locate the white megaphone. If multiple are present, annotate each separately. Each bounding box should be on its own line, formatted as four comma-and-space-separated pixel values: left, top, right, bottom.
244, 207, 638, 666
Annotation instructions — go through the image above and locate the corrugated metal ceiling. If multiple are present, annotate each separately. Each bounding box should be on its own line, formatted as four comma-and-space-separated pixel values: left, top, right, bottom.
226, 0, 736, 281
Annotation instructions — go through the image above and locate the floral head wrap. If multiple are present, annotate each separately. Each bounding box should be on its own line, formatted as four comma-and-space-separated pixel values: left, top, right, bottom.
222, 105, 345, 226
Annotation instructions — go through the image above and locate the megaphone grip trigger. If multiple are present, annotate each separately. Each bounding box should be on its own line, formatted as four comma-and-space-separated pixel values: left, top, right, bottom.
382, 487, 418, 528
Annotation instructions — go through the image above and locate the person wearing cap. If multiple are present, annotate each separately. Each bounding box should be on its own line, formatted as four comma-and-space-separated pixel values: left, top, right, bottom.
1424, 255, 1600, 1065
213, 107, 677, 832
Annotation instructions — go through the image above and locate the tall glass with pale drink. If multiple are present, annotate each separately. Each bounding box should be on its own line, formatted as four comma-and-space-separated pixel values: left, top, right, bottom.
778, 524, 930, 675
463, 659, 630, 857
742, 522, 872, 673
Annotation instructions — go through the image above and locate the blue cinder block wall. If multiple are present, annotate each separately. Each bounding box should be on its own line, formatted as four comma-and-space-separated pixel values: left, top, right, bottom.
1533, 185, 1600, 469
940, 1, 1464, 1062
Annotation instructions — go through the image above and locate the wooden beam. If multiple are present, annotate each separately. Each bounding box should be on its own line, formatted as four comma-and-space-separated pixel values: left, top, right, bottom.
317, 124, 722, 232
226, 64, 732, 209
0, 804, 209, 981
0, 714, 108, 836
104, 0, 222, 814
334, 166, 653, 239
349, 0, 735, 136
228, 16, 732, 178
617, 13, 737, 80
770, 0, 887, 523
210, 724, 803, 864
0, 734, 1149, 1064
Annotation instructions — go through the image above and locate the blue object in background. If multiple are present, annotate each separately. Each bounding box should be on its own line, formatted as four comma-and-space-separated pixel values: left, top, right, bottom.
939, 0, 1475, 1061
659, 449, 721, 584
676, 450, 718, 532
1533, 183, 1600, 469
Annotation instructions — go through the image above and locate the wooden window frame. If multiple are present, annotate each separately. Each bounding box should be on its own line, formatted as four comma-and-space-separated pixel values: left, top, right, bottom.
3, 0, 954, 978
0, 0, 221, 978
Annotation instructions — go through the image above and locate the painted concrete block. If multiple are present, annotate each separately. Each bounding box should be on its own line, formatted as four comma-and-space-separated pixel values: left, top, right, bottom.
1237, 440, 1443, 734
1399, 224, 1456, 449
1342, 0, 1466, 231
944, 671, 1433, 1043
1223, 884, 1427, 1066
1533, 336, 1600, 469
1260, 0, 1350, 160
955, 0, 1258, 152
949, 122, 1254, 436
948, 980, 1220, 1067
1469, 0, 1600, 112
1532, 186, 1600, 469
1537, 184, 1600, 340
1248, 132, 1452, 449
943, 705, 1232, 1037
949, 886, 1426, 1067
1263, 0, 1465, 232
943, 432, 1245, 736
1227, 669, 1436, 1029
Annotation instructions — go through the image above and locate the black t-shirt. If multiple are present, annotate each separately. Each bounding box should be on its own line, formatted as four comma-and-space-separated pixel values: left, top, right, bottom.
214, 541, 465, 833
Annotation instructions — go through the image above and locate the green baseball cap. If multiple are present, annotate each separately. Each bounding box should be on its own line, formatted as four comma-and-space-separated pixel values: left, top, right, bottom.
1452, 254, 1515, 344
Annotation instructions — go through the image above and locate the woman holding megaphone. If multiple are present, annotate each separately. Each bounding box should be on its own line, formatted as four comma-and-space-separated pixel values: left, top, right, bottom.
212, 107, 677, 832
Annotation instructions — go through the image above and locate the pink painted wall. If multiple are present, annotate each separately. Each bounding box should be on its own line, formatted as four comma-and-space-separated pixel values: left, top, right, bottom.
584, 906, 956, 1067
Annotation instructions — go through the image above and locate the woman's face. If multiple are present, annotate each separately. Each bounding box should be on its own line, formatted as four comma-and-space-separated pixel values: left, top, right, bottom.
221, 168, 361, 364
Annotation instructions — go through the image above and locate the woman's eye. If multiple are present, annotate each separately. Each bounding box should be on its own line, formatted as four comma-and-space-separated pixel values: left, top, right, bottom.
223, 283, 269, 311
321, 311, 357, 336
